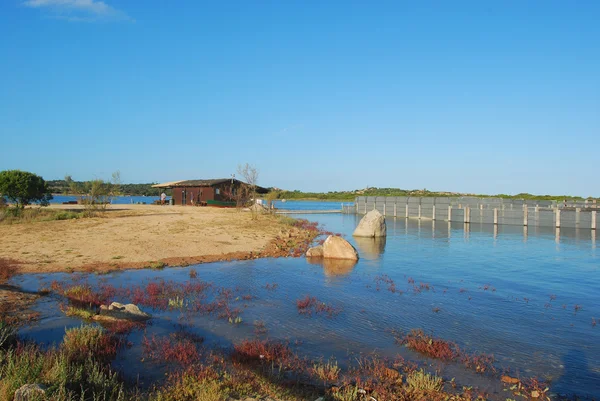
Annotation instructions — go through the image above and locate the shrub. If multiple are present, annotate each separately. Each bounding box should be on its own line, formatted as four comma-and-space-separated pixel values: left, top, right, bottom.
0, 321, 16, 349
62, 325, 122, 363
0, 258, 18, 282
0, 170, 53, 209
405, 369, 443, 392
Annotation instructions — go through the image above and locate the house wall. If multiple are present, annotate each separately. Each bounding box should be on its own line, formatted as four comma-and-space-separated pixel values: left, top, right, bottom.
170, 182, 240, 205
172, 186, 215, 205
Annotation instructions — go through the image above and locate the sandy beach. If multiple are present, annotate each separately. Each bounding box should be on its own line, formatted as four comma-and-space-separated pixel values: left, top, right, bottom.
0, 204, 293, 274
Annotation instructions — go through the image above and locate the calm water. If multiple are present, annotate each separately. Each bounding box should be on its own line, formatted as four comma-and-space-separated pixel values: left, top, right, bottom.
273, 200, 348, 211
50, 195, 163, 204
11, 211, 600, 398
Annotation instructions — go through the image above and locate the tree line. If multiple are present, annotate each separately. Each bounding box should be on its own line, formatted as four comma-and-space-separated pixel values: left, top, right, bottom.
47, 179, 169, 196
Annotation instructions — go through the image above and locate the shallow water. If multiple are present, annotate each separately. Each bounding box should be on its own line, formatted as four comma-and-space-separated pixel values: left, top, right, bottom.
11, 213, 600, 398
50, 195, 162, 204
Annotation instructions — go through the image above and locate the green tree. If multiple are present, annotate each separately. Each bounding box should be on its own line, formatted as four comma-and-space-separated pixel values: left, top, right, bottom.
0, 170, 53, 209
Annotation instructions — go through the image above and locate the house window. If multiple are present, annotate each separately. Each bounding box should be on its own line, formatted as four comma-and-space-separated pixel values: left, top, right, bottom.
215, 188, 220, 195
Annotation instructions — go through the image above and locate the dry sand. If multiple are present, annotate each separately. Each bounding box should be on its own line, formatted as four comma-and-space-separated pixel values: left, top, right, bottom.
0, 204, 291, 274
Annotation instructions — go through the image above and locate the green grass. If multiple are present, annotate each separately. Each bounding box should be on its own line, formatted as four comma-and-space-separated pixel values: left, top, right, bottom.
0, 208, 83, 225
0, 325, 126, 401
148, 261, 166, 269
63, 306, 95, 320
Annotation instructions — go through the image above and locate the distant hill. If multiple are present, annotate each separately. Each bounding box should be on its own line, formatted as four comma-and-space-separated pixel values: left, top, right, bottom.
270, 188, 597, 201
47, 180, 168, 197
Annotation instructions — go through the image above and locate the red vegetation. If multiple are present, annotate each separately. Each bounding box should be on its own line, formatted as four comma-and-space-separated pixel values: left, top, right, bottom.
232, 339, 292, 364
400, 329, 459, 361
296, 296, 341, 317
102, 320, 146, 335
51, 281, 113, 307
142, 332, 203, 365
0, 257, 18, 282
399, 329, 496, 374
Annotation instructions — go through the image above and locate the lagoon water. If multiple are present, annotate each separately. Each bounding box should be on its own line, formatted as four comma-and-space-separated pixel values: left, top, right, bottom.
50, 195, 162, 204
12, 209, 600, 398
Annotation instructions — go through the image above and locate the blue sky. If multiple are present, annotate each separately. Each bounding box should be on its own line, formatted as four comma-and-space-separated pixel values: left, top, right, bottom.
1, 1, 598, 196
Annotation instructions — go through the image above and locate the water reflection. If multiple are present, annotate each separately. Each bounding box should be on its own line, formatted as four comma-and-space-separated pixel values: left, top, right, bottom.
353, 236, 386, 260
322, 258, 357, 277
305, 257, 357, 277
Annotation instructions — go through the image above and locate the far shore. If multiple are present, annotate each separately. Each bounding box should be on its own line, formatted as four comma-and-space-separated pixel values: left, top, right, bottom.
0, 204, 308, 275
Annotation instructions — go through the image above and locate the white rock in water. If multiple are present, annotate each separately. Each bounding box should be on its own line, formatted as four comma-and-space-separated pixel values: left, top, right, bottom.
322, 235, 359, 260
353, 210, 386, 237
98, 302, 151, 321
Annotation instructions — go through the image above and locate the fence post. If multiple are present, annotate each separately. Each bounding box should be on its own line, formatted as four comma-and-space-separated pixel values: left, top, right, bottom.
383, 203, 386, 216
394, 203, 397, 217
405, 204, 409, 219
576, 208, 580, 226
432, 205, 436, 220
418, 204, 422, 219
448, 205, 452, 222
556, 209, 561, 228
464, 206, 470, 223
524, 206, 528, 226
494, 208, 498, 225
592, 211, 597, 230
364, 200, 367, 214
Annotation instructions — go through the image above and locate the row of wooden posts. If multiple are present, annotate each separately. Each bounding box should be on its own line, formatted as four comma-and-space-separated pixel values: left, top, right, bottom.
355, 202, 598, 230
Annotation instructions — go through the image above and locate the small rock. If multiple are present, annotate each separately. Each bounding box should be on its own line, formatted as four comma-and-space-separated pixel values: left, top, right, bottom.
98, 302, 151, 321
531, 390, 540, 398
14, 383, 47, 401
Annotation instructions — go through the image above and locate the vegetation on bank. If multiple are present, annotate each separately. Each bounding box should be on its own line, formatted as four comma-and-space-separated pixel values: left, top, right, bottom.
0, 318, 555, 401
0, 170, 53, 208
47, 179, 168, 197
272, 188, 599, 202
0, 207, 82, 225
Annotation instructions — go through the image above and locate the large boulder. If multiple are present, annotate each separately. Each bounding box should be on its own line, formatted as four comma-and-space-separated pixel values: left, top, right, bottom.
322, 235, 359, 260
353, 210, 386, 237
97, 302, 151, 321
14, 384, 47, 401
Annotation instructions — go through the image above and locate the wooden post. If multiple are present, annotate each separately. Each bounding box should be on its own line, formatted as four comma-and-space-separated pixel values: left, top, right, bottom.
524, 206, 528, 226
556, 209, 561, 228
432, 205, 436, 220
464, 206, 470, 223
394, 203, 397, 217
494, 208, 498, 225
405, 204, 409, 219
364, 200, 367, 214
592, 211, 597, 230
448, 205, 452, 222
418, 204, 422, 219
383, 203, 386, 216
576, 208, 581, 226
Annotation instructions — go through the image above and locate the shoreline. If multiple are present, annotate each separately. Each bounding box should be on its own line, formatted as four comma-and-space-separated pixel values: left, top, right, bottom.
0, 204, 315, 276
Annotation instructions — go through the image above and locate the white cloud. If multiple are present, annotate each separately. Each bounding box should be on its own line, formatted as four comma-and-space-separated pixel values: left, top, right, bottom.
23, 0, 132, 22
